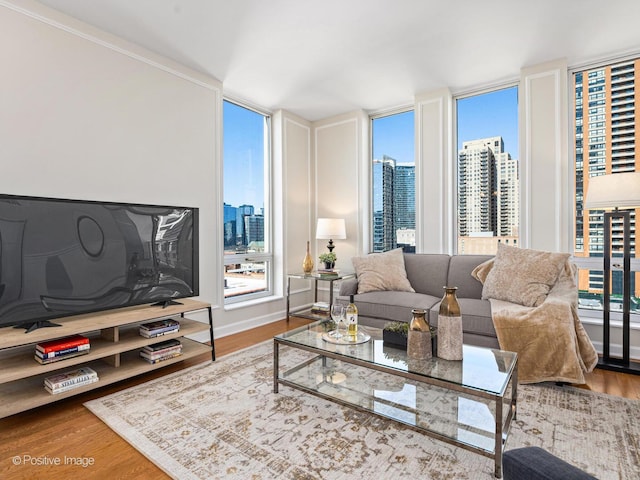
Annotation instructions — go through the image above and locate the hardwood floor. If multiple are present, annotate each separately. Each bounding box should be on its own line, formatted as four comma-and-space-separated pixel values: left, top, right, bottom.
1, 316, 638, 480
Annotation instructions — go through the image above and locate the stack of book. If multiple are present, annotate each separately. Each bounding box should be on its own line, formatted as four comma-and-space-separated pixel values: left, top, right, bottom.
317, 269, 340, 276
44, 366, 99, 395
139, 318, 180, 338
35, 335, 91, 364
140, 339, 182, 364
311, 302, 330, 315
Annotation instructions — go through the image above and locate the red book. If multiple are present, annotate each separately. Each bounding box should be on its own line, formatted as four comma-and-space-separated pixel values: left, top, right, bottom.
36, 335, 89, 354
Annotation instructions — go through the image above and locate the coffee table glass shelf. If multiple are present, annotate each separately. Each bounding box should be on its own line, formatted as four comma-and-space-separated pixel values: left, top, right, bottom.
274, 320, 517, 478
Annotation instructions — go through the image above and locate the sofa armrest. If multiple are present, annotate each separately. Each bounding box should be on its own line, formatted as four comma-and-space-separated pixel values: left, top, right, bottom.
339, 277, 358, 297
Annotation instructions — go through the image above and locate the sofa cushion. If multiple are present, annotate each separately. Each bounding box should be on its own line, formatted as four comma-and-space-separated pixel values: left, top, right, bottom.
429, 298, 495, 337
352, 248, 415, 294
447, 254, 493, 299
351, 290, 440, 323
403, 253, 450, 297
479, 244, 569, 307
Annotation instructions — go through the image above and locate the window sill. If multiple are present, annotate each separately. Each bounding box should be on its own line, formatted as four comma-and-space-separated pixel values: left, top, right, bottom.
224, 294, 284, 312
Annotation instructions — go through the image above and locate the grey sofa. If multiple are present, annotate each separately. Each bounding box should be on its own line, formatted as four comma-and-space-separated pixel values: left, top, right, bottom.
337, 253, 499, 348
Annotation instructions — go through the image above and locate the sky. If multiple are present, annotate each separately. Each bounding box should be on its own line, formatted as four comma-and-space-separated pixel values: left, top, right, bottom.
224, 86, 519, 209
373, 86, 519, 163
223, 101, 266, 209
456, 86, 519, 155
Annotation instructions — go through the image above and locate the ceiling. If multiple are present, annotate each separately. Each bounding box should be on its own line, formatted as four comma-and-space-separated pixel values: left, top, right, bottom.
35, 0, 640, 121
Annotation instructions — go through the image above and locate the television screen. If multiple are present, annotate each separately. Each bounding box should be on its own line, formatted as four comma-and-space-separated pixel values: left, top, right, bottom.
0, 195, 199, 331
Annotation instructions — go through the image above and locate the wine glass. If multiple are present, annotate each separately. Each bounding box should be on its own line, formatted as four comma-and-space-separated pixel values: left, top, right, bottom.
330, 304, 346, 338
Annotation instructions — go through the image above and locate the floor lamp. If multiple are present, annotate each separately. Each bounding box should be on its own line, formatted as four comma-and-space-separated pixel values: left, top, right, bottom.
584, 172, 640, 375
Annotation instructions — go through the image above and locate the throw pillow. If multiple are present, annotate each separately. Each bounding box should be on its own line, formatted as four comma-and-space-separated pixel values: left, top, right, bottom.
480, 244, 570, 307
352, 248, 415, 294
471, 258, 494, 284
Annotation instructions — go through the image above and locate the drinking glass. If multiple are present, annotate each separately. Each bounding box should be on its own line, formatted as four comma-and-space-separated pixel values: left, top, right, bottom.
330, 304, 346, 338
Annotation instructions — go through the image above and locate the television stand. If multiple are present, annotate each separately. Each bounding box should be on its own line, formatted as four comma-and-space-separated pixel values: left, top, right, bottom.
14, 320, 62, 334
0, 298, 214, 419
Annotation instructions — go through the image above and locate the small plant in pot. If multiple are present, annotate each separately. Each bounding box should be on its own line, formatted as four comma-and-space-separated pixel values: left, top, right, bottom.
383, 322, 409, 348
383, 321, 438, 353
318, 252, 337, 270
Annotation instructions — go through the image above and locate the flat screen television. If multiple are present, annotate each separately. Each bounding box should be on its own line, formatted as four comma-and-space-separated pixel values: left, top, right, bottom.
0, 194, 199, 332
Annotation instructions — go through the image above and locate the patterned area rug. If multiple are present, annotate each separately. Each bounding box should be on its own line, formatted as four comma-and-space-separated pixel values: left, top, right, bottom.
85, 341, 640, 479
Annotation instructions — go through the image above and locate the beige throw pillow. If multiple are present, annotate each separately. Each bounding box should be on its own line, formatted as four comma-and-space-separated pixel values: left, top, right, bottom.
480, 244, 569, 307
471, 258, 494, 284
352, 248, 415, 294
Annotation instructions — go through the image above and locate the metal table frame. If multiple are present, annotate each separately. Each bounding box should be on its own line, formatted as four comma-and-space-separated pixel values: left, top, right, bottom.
274, 323, 517, 478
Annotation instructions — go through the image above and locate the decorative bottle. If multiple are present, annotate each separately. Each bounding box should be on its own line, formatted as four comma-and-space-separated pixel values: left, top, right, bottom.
437, 286, 463, 360
346, 295, 358, 338
407, 308, 432, 359
302, 241, 314, 274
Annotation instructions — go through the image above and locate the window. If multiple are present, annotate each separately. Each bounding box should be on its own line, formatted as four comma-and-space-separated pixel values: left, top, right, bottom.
455, 86, 519, 255
371, 110, 415, 252
572, 59, 639, 317
222, 100, 272, 303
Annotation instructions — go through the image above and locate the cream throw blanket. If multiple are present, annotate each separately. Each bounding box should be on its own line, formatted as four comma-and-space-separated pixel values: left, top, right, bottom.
489, 260, 598, 384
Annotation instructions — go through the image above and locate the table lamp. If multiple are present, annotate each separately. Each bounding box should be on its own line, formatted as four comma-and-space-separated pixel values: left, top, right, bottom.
316, 218, 346, 253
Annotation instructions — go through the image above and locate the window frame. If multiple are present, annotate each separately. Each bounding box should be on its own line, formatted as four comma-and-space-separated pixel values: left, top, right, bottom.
222, 98, 273, 305
369, 107, 416, 253
453, 83, 520, 255
568, 56, 640, 325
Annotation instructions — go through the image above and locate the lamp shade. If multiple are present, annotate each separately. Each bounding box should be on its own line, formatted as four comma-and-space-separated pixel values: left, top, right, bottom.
584, 172, 640, 210
315, 218, 346, 239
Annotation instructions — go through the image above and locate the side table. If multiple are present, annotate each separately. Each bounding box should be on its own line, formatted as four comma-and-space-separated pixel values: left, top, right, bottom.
286, 272, 355, 322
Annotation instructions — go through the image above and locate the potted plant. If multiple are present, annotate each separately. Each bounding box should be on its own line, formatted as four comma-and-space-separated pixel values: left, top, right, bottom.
318, 252, 337, 270
383, 321, 437, 354
383, 322, 409, 348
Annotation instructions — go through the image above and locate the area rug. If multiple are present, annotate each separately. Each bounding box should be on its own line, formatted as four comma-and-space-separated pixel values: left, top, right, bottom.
85, 341, 640, 479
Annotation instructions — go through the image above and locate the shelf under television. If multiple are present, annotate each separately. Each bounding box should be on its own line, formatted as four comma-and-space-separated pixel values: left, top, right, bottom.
0, 317, 209, 384
0, 338, 210, 418
0, 299, 214, 419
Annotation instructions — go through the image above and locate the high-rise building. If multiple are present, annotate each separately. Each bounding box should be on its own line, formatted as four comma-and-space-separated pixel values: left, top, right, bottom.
372, 155, 396, 252
395, 163, 416, 231
458, 136, 519, 246
372, 156, 416, 252
574, 59, 639, 300
458, 137, 499, 236
244, 214, 264, 247
223, 203, 237, 248
496, 152, 519, 236
236, 204, 254, 247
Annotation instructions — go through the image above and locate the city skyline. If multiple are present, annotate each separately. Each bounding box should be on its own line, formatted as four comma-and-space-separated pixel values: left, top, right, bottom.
370, 86, 519, 253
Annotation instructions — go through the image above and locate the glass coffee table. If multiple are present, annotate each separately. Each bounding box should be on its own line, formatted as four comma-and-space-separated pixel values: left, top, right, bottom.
273, 320, 517, 478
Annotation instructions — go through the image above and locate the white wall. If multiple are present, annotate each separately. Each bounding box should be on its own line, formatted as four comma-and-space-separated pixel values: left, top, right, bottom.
314, 112, 367, 262
519, 59, 571, 252
415, 88, 454, 254
1, 1, 221, 328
